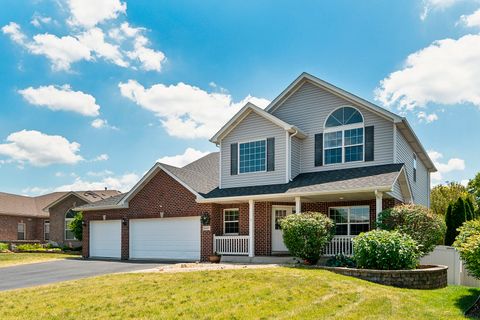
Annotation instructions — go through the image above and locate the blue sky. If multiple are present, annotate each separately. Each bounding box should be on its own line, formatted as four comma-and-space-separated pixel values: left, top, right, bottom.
0, 0, 479, 195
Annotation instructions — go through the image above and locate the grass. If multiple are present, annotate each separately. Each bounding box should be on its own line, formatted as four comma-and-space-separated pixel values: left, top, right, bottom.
0, 267, 478, 319
0, 253, 79, 268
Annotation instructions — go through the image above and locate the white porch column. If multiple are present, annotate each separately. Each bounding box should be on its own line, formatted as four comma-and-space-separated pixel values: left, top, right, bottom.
295, 196, 301, 214
375, 190, 383, 223
248, 199, 255, 257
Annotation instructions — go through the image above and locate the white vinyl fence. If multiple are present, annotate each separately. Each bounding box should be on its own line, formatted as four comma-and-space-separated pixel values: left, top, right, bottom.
420, 245, 480, 287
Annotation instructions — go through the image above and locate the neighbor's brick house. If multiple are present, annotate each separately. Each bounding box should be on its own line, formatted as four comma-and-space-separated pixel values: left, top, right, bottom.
76, 72, 436, 262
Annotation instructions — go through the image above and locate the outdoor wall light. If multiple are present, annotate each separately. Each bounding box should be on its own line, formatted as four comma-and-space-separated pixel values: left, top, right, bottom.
122, 217, 128, 225
82, 220, 87, 227
160, 212, 165, 218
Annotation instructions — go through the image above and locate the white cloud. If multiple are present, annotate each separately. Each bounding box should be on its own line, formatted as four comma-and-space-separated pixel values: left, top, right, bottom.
421, 0, 460, 20
77, 27, 128, 67
87, 169, 113, 176
460, 8, 480, 28
417, 111, 438, 123
118, 80, 270, 139
0, 130, 83, 167
92, 154, 109, 162
375, 34, 480, 112
21, 186, 51, 196
30, 15, 52, 28
1, 22, 27, 45
67, 0, 127, 28
19, 84, 100, 116
428, 150, 465, 183
157, 148, 210, 167
54, 173, 139, 192
91, 118, 118, 130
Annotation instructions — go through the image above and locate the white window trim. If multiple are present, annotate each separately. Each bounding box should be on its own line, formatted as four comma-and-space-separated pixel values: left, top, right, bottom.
17, 222, 26, 240
65, 210, 77, 240
237, 138, 268, 175
328, 206, 370, 236
223, 208, 240, 235
324, 123, 365, 166
413, 153, 417, 183
44, 220, 50, 241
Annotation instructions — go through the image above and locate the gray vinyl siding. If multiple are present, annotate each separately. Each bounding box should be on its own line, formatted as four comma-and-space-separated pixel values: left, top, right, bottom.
388, 180, 404, 202
395, 129, 429, 206
291, 136, 302, 179
220, 111, 286, 188
271, 81, 394, 173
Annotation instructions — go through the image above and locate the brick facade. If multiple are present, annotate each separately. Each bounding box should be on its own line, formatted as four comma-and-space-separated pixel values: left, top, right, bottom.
0, 215, 44, 241
48, 194, 87, 247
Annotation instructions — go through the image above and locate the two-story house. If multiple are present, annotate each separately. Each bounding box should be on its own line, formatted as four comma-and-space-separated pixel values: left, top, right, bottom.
77, 73, 436, 262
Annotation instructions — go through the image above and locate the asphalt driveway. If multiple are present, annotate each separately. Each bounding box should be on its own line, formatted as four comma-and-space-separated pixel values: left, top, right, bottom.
0, 258, 165, 291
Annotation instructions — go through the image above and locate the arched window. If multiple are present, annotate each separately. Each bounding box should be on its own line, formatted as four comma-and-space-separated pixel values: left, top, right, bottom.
324, 106, 364, 165
65, 209, 77, 240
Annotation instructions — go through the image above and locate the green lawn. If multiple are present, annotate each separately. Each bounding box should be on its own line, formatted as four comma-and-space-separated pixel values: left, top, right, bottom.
0, 253, 79, 268
0, 267, 478, 319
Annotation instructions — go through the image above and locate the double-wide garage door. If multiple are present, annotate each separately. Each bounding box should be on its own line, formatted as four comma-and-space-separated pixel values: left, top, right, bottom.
130, 216, 200, 261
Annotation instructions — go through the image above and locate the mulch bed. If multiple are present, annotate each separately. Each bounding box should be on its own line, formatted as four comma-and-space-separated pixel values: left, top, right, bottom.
466, 296, 480, 318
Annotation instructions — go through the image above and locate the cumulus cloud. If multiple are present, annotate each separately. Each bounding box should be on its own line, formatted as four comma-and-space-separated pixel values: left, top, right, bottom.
92, 154, 109, 161
157, 148, 211, 167
0, 130, 83, 167
18, 85, 100, 116
54, 172, 139, 192
1, 22, 27, 45
77, 27, 128, 67
460, 8, 480, 28
30, 15, 52, 28
428, 150, 465, 184
66, 0, 127, 28
91, 118, 118, 130
421, 0, 460, 20
118, 80, 270, 139
417, 111, 438, 123
375, 34, 480, 114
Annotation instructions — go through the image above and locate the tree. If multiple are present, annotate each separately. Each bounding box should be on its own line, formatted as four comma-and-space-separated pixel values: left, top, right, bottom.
445, 197, 473, 246
377, 204, 445, 257
69, 212, 83, 241
453, 220, 480, 279
430, 182, 474, 216
467, 172, 480, 209
280, 212, 335, 264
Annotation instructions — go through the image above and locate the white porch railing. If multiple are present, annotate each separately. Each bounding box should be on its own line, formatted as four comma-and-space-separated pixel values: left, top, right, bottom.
213, 235, 249, 255
324, 236, 356, 256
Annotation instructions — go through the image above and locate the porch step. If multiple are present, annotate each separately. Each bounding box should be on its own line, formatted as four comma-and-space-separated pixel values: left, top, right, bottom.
220, 255, 298, 264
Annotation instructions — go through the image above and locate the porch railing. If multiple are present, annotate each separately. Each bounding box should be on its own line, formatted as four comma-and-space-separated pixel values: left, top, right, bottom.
324, 236, 355, 256
213, 235, 249, 255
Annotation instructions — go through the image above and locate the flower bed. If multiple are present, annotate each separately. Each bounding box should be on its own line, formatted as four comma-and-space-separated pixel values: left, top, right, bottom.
318, 265, 448, 289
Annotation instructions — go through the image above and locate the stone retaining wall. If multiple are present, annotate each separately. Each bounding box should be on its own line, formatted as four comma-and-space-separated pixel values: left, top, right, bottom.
319, 265, 448, 289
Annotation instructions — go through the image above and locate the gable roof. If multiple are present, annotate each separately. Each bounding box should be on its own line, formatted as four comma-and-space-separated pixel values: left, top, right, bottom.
198, 163, 405, 202
264, 72, 436, 172
210, 102, 306, 144
77, 153, 220, 211
0, 190, 121, 218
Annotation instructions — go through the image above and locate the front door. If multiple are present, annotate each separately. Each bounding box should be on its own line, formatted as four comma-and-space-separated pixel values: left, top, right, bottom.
272, 206, 295, 252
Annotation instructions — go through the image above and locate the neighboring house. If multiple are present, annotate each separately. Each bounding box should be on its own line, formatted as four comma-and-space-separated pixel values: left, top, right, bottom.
0, 190, 121, 247
76, 72, 436, 262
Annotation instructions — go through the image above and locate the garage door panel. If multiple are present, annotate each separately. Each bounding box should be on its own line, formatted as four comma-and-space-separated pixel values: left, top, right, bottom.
130, 217, 200, 261
89, 220, 121, 259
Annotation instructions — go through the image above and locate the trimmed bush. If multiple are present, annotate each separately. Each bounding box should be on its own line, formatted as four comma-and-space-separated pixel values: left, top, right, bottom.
453, 220, 480, 279
326, 253, 356, 268
280, 212, 334, 264
377, 204, 445, 256
0, 243, 9, 252
353, 230, 419, 270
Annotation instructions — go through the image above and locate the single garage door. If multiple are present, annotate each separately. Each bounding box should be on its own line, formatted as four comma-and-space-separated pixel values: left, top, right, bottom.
89, 220, 121, 259
130, 216, 200, 261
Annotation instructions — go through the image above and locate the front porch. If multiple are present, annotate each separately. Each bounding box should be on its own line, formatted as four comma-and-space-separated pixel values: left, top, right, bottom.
203, 191, 399, 259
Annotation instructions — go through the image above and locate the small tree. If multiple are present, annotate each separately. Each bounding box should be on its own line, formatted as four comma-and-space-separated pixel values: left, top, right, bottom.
430, 182, 474, 216
69, 211, 83, 241
445, 197, 474, 246
377, 204, 445, 257
280, 212, 334, 264
453, 220, 480, 279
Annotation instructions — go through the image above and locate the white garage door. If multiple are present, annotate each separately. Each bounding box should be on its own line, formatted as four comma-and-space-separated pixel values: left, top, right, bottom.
130, 216, 200, 261
89, 220, 121, 259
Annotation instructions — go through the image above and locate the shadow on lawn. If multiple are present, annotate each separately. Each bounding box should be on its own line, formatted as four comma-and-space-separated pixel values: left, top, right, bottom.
454, 287, 480, 317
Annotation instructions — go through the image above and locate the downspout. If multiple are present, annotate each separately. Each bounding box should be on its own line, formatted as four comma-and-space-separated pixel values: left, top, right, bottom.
289, 128, 299, 181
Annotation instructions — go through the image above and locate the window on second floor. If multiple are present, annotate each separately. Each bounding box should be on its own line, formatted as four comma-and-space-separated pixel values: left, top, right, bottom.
324, 107, 364, 165
413, 153, 417, 182
239, 140, 266, 173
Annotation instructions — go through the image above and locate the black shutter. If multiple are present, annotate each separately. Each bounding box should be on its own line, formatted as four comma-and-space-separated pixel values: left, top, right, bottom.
230, 143, 238, 175
365, 126, 374, 162
267, 137, 275, 171
314, 133, 323, 167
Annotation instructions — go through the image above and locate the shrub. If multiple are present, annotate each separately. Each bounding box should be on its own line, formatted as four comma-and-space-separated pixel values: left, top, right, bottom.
453, 220, 480, 279
280, 212, 335, 264
353, 230, 419, 270
69, 211, 83, 241
0, 243, 9, 252
325, 253, 356, 268
445, 197, 474, 246
377, 204, 445, 256
16, 243, 61, 253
